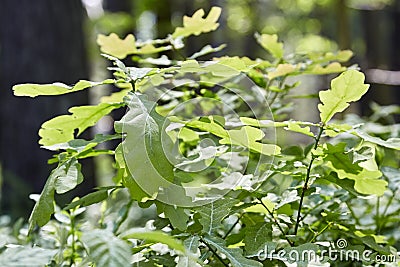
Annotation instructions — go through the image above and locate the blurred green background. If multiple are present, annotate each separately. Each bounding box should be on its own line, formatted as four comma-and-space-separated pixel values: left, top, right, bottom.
0, 0, 399, 220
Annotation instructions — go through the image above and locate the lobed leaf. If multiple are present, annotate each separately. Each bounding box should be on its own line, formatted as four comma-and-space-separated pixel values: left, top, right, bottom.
172, 7, 222, 38
97, 33, 137, 59
255, 33, 284, 59
39, 102, 123, 146
13, 79, 114, 98
318, 70, 369, 124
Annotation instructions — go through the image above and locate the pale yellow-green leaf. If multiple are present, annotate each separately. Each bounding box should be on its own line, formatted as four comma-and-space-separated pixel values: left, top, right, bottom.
172, 7, 222, 38
13, 79, 114, 98
267, 64, 297, 80
306, 62, 346, 75
97, 33, 137, 59
285, 122, 314, 137
318, 70, 369, 124
39, 103, 123, 146
255, 33, 284, 59
220, 126, 281, 155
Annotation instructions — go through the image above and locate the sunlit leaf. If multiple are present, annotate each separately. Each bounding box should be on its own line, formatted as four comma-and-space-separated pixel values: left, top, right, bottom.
172, 7, 222, 38
97, 33, 137, 59
13, 79, 114, 98
39, 102, 123, 146
318, 70, 369, 124
255, 33, 284, 59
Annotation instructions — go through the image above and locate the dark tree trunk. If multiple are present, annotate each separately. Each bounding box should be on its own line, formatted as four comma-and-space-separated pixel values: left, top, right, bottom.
0, 0, 91, 218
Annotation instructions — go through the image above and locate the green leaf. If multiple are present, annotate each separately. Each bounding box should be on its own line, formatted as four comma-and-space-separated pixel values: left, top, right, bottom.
97, 33, 137, 59
54, 158, 83, 194
244, 222, 273, 255
354, 130, 400, 150
116, 93, 183, 203
172, 7, 222, 38
82, 229, 132, 267
158, 203, 189, 231
39, 102, 123, 146
177, 236, 201, 267
64, 187, 110, 210
197, 198, 239, 235
255, 33, 284, 59
120, 229, 185, 253
324, 143, 387, 196
12, 79, 114, 98
204, 236, 263, 267
283, 243, 320, 264
318, 70, 370, 124
220, 126, 281, 156
29, 158, 83, 232
0, 246, 57, 267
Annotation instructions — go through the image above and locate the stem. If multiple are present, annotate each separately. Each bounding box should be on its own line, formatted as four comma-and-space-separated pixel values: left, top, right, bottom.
200, 238, 229, 267
223, 213, 243, 239
308, 222, 332, 243
69, 215, 76, 267
376, 197, 380, 234
378, 193, 395, 233
294, 125, 324, 236
346, 201, 360, 226
257, 199, 294, 246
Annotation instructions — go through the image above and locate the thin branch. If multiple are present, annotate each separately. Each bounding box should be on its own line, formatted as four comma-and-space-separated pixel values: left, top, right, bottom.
257, 199, 294, 246
223, 213, 243, 239
294, 125, 324, 236
200, 238, 229, 267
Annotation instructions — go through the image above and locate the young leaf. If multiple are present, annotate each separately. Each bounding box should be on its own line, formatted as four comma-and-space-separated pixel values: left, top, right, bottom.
324, 143, 387, 196
255, 33, 284, 59
267, 64, 297, 80
354, 130, 400, 150
204, 236, 263, 267
120, 229, 185, 253
172, 7, 222, 38
220, 126, 281, 156
197, 198, 239, 235
318, 70, 370, 124
13, 79, 114, 98
39, 102, 123, 146
82, 229, 132, 267
97, 33, 137, 59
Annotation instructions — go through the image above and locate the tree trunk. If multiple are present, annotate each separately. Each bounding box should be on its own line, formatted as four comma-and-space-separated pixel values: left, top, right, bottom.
0, 0, 90, 219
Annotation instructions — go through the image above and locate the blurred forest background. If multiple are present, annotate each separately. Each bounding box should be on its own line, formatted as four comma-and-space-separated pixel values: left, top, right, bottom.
0, 0, 399, 220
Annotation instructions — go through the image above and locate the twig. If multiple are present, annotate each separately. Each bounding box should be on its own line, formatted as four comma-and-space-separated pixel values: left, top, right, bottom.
223, 213, 243, 239
257, 198, 294, 246
200, 237, 229, 267
294, 125, 324, 236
